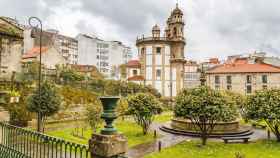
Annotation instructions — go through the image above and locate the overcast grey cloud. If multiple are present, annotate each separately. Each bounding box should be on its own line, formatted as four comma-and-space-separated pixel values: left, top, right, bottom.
0, 0, 280, 60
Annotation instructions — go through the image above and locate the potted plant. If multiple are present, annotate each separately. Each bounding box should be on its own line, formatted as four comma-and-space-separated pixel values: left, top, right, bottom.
9, 90, 21, 103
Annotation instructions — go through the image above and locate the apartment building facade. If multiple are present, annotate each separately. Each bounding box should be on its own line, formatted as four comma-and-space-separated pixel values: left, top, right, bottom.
76, 34, 132, 79
24, 29, 78, 64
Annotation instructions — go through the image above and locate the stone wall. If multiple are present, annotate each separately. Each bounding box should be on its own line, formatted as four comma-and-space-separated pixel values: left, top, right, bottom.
171, 118, 239, 133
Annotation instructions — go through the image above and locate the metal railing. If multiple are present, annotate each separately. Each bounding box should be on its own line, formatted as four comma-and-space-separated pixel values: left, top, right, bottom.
136, 36, 185, 43
0, 144, 29, 158
0, 122, 91, 158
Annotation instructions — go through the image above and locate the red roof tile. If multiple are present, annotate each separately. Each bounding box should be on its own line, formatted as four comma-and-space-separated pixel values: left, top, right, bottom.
22, 47, 48, 59
207, 61, 280, 74
128, 75, 144, 81
127, 60, 141, 68
209, 58, 220, 64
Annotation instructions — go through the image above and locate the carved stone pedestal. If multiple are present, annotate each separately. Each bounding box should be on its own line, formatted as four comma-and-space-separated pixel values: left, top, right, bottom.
89, 133, 127, 158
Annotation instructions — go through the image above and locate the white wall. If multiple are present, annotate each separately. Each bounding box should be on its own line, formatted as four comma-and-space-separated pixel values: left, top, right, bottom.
77, 34, 131, 79
155, 81, 162, 94
155, 55, 162, 65
23, 28, 34, 53
146, 67, 152, 80
41, 47, 66, 69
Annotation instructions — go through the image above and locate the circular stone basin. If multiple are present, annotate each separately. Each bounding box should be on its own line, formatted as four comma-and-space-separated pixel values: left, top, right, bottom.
171, 118, 240, 133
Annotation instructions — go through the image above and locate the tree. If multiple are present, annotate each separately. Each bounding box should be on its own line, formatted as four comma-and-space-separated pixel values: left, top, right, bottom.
116, 97, 129, 120
127, 93, 163, 135
104, 80, 121, 96
85, 100, 103, 133
119, 64, 127, 80
174, 86, 238, 145
222, 90, 246, 119
27, 81, 61, 132
245, 89, 280, 142
59, 85, 98, 109
59, 67, 85, 85
89, 79, 106, 95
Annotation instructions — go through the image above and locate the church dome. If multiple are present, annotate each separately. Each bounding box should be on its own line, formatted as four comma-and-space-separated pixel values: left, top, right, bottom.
172, 3, 183, 15
152, 24, 160, 31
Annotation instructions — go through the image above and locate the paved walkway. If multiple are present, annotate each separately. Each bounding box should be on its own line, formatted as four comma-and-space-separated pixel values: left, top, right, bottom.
126, 122, 276, 158
126, 122, 194, 158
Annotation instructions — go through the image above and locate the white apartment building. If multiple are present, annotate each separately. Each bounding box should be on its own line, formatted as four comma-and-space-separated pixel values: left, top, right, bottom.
24, 29, 78, 65
76, 34, 132, 79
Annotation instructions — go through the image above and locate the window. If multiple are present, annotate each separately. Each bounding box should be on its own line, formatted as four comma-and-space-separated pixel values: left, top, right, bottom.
226, 76, 232, 91
262, 75, 268, 84
246, 85, 252, 94
226, 76, 232, 84
156, 69, 161, 79
141, 47, 145, 56
156, 47, 161, 55
263, 85, 268, 90
215, 76, 220, 84
215, 75, 220, 90
215, 85, 220, 90
246, 75, 252, 84
173, 27, 177, 37
133, 70, 138, 76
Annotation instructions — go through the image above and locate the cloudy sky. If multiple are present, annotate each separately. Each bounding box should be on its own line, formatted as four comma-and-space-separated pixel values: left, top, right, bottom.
1, 0, 280, 61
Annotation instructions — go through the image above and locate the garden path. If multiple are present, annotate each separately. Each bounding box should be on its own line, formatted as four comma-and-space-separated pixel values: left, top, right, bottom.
126, 122, 193, 158
126, 122, 276, 158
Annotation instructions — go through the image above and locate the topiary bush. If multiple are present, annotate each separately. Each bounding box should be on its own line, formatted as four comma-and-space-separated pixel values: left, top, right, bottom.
174, 86, 238, 145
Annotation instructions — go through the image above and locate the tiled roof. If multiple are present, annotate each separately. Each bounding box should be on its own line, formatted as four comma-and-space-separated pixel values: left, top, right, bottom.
127, 60, 141, 68
128, 75, 144, 81
207, 59, 280, 74
22, 47, 48, 59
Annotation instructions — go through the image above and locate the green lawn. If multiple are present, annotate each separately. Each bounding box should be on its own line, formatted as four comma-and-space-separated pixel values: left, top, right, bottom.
154, 111, 173, 123
144, 140, 280, 158
47, 120, 157, 147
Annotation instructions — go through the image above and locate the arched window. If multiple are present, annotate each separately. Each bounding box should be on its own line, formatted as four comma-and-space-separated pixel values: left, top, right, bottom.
173, 27, 177, 37
141, 47, 145, 56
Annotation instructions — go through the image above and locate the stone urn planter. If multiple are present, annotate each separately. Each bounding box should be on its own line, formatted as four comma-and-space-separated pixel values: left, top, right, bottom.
99, 96, 120, 135
89, 96, 128, 158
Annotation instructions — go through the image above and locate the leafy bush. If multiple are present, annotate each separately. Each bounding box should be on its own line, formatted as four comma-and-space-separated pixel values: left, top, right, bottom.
245, 89, 280, 142
222, 90, 246, 119
127, 93, 163, 135
84, 100, 102, 133
174, 86, 238, 145
116, 97, 129, 119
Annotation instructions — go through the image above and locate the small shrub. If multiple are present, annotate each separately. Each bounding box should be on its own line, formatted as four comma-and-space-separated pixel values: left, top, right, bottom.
127, 93, 163, 135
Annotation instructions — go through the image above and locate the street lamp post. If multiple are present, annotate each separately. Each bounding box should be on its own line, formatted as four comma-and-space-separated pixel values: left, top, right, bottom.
200, 63, 206, 86
29, 17, 43, 132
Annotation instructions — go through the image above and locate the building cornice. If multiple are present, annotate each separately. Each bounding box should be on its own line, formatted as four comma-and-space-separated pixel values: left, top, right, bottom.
136, 36, 185, 46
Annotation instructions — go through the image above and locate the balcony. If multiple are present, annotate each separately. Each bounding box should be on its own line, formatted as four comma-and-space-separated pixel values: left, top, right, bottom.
136, 36, 185, 45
